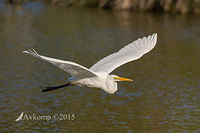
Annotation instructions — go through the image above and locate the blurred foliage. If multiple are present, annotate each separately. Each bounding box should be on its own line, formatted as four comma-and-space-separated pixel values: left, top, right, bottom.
5, 0, 200, 14
5, 0, 24, 4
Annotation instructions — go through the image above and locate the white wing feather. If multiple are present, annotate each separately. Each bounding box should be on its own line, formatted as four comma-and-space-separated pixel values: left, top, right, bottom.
23, 49, 97, 79
90, 33, 157, 74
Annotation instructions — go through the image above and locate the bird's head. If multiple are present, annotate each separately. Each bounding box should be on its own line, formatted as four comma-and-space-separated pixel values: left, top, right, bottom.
110, 75, 133, 82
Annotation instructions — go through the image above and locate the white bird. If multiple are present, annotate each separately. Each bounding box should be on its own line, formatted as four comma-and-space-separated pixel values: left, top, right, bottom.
23, 33, 157, 94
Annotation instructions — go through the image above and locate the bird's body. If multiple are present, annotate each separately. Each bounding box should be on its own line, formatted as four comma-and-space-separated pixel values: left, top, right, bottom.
71, 71, 118, 94
23, 33, 157, 94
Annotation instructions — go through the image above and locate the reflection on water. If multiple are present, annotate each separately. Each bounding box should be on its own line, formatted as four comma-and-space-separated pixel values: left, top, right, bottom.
1, 1, 200, 132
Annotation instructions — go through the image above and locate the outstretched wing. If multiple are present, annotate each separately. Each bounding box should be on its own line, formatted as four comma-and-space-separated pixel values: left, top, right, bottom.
23, 49, 97, 80
90, 33, 157, 74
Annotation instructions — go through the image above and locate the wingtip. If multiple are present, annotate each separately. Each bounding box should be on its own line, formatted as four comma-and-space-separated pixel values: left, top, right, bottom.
155, 33, 157, 38
152, 33, 157, 37
23, 49, 39, 55
23, 50, 29, 54
154, 33, 158, 38
154, 33, 157, 40
152, 33, 157, 47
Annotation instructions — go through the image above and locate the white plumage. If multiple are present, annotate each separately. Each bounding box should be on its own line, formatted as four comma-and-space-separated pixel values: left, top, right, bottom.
23, 33, 157, 94
90, 33, 157, 73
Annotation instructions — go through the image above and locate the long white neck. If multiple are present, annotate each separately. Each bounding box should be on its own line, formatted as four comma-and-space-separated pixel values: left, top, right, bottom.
103, 76, 118, 94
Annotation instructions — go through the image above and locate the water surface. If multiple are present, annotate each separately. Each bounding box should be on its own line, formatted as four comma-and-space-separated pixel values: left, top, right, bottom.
0, 1, 200, 132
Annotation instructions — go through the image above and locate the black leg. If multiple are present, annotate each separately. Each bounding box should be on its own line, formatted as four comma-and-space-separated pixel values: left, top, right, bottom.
42, 83, 73, 92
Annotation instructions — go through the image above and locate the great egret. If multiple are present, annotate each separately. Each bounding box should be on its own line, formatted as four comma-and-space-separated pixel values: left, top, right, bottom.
23, 33, 157, 94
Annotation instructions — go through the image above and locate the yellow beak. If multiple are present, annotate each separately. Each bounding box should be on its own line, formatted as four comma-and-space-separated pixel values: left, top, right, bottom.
115, 77, 133, 81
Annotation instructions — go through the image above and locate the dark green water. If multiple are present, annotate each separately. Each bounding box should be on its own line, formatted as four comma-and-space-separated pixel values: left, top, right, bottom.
1, 1, 200, 132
